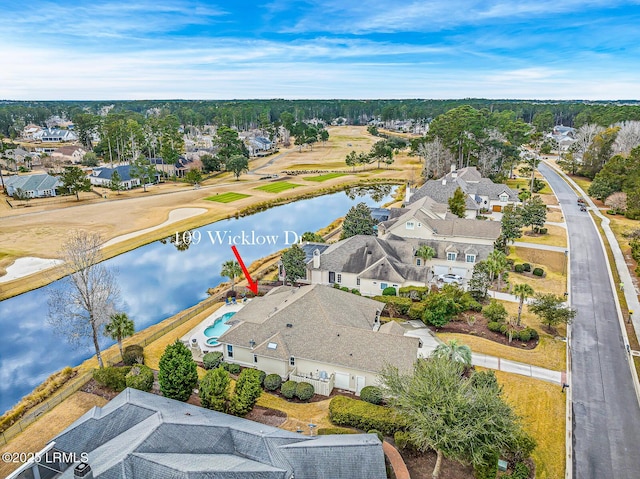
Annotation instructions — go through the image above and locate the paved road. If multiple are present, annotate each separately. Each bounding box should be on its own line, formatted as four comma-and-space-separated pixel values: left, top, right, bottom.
539, 163, 640, 479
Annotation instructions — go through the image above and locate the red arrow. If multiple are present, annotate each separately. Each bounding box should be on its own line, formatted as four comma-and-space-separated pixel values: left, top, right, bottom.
231, 245, 259, 295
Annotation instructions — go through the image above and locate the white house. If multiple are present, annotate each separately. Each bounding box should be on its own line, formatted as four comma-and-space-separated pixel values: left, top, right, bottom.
88, 165, 140, 189
51, 146, 86, 164
4, 174, 61, 198
219, 285, 419, 396
32, 128, 78, 143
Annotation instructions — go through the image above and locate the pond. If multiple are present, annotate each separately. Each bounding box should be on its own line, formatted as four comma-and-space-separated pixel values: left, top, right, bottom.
0, 185, 394, 414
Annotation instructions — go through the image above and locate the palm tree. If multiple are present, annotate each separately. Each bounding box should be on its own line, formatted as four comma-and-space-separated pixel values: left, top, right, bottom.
104, 312, 135, 359
221, 260, 242, 292
432, 340, 472, 367
416, 244, 436, 283
513, 283, 535, 326
486, 250, 508, 291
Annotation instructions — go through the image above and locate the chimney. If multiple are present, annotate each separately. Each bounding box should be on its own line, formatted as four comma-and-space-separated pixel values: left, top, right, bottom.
404, 182, 412, 203
450, 164, 456, 173
74, 462, 94, 479
313, 249, 320, 269
442, 179, 446, 186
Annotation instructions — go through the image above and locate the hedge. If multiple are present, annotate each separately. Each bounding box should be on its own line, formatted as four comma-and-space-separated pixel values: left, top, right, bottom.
93, 366, 132, 391
123, 345, 144, 366
532, 268, 544, 277
514, 264, 525, 273
382, 286, 397, 296
398, 286, 428, 300
281, 380, 298, 399
360, 386, 383, 405
264, 374, 282, 391
523, 263, 531, 272
222, 362, 241, 374
368, 429, 384, 442
408, 302, 427, 320
373, 296, 413, 315
295, 382, 315, 401
203, 352, 223, 370
328, 396, 406, 436
512, 462, 531, 479
125, 364, 154, 392
318, 427, 358, 435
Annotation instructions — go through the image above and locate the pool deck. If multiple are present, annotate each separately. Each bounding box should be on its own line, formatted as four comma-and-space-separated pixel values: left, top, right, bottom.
181, 302, 246, 360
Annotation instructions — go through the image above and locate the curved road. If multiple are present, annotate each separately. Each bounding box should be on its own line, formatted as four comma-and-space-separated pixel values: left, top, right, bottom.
540, 163, 640, 479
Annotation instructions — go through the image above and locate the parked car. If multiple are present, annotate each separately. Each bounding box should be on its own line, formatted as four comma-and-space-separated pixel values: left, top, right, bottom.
580, 205, 587, 211
437, 273, 463, 284
577, 198, 586, 205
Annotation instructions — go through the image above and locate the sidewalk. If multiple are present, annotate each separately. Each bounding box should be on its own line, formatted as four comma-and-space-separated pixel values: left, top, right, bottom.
513, 241, 568, 252
404, 322, 563, 385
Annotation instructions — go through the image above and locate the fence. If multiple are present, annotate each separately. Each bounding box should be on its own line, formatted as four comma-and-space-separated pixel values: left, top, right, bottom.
0, 292, 226, 446
289, 369, 335, 397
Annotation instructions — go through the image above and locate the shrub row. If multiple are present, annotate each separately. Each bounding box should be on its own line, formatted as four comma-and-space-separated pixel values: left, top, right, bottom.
93, 366, 132, 391
532, 267, 544, 277
280, 380, 315, 401
328, 396, 406, 436
487, 322, 539, 342
222, 362, 241, 374
203, 352, 223, 370
372, 296, 413, 315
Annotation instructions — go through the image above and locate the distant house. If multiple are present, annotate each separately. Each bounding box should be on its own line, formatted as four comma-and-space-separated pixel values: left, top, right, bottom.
21, 124, 41, 139
7, 388, 386, 479
51, 146, 86, 164
219, 285, 419, 396
32, 128, 78, 143
247, 136, 274, 156
88, 165, 141, 189
150, 156, 197, 177
4, 148, 35, 168
407, 166, 519, 214
4, 174, 61, 198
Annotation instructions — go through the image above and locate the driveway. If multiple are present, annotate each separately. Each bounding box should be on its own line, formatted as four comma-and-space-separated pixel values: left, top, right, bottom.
539, 162, 640, 478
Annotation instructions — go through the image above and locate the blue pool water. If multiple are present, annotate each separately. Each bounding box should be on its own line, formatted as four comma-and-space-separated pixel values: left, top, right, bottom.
204, 311, 236, 338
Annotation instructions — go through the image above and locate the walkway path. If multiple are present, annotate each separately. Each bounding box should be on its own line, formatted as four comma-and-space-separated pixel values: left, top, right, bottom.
404, 321, 563, 384
513, 241, 568, 252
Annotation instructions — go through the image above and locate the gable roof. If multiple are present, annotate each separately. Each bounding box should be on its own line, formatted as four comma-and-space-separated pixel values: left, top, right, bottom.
220, 285, 419, 373
50, 388, 385, 479
4, 174, 60, 192
93, 165, 133, 181
408, 179, 479, 210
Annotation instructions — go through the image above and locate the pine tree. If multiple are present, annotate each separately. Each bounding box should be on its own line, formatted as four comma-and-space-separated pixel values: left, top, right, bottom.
341, 202, 377, 239
158, 340, 198, 401
448, 187, 467, 218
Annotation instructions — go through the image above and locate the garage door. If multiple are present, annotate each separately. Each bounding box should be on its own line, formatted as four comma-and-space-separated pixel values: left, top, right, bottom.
492, 204, 502, 212
433, 265, 448, 276
452, 267, 467, 279
334, 372, 350, 390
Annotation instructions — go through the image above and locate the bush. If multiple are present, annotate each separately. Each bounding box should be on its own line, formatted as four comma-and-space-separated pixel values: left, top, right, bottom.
256, 370, 267, 386
399, 286, 428, 300
532, 268, 544, 277
506, 258, 515, 270
487, 322, 503, 333
125, 364, 154, 392
93, 366, 132, 391
408, 302, 427, 320
328, 396, 406, 436
203, 352, 223, 370
360, 386, 383, 405
518, 329, 531, 342
350, 288, 361, 295
382, 286, 397, 296
539, 227, 548, 235
281, 380, 298, 399
122, 345, 144, 366
483, 299, 508, 323
229, 368, 263, 417
525, 327, 539, 340
523, 263, 531, 272
368, 429, 384, 442
158, 340, 199, 402
318, 427, 358, 435
264, 374, 282, 391
499, 324, 509, 334
295, 382, 315, 401
514, 264, 525, 273
474, 451, 499, 479
467, 299, 483, 312
200, 367, 231, 412
394, 431, 416, 450
512, 462, 531, 479
222, 362, 241, 374
373, 296, 413, 315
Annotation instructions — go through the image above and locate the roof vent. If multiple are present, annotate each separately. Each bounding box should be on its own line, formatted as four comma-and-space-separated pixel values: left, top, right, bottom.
74, 463, 93, 479
367, 251, 372, 255
286, 323, 293, 328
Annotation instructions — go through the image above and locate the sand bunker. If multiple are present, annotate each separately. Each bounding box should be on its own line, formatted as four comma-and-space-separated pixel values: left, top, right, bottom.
0, 257, 64, 283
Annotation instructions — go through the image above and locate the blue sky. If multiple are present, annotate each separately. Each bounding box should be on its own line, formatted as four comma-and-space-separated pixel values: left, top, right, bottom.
1, 0, 639, 100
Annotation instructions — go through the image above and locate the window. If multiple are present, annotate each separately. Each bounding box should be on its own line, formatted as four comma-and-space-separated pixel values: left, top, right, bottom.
466, 254, 476, 263
447, 252, 457, 261
337, 273, 342, 283
253, 354, 258, 363
416, 258, 421, 266
380, 282, 388, 290
290, 356, 295, 366
499, 193, 508, 202
356, 278, 360, 286
406, 221, 415, 229
227, 344, 233, 358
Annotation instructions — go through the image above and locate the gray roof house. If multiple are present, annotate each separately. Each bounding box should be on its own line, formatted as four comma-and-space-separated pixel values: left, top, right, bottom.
9, 388, 386, 479
33, 128, 78, 142
4, 173, 61, 198
219, 285, 419, 396
407, 166, 518, 215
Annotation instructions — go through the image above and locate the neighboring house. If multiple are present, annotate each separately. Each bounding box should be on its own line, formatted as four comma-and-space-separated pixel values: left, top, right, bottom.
379, 196, 501, 279
4, 148, 34, 168
150, 156, 197, 177
407, 166, 519, 214
219, 285, 419, 396
8, 388, 386, 479
304, 236, 428, 295
247, 136, 274, 156
21, 124, 41, 139
51, 146, 86, 164
89, 165, 141, 189
4, 174, 61, 198
32, 128, 78, 143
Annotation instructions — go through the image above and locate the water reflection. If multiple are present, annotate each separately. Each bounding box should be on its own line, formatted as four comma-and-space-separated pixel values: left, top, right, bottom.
0, 188, 393, 413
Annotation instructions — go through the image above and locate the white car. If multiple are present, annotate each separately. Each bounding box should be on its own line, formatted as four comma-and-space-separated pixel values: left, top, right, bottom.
437, 274, 463, 285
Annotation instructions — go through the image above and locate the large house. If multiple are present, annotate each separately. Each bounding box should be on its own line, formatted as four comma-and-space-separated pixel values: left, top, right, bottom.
51, 146, 86, 164
89, 165, 141, 189
219, 285, 419, 396
407, 166, 519, 214
32, 128, 78, 143
4, 174, 61, 198
8, 388, 386, 479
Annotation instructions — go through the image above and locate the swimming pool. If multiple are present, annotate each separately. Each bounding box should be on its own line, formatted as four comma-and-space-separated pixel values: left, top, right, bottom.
203, 311, 236, 339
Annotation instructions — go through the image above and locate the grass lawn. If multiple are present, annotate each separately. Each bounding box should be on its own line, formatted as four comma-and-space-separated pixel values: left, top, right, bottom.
205, 192, 251, 203
515, 224, 567, 247
0, 392, 108, 478
495, 371, 565, 479
254, 181, 302, 193
256, 392, 334, 432
304, 172, 347, 182
571, 176, 592, 193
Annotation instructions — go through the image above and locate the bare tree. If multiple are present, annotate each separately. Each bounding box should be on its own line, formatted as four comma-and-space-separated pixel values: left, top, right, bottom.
605, 192, 627, 214
48, 231, 120, 368
418, 138, 455, 179
574, 123, 604, 157
613, 121, 640, 154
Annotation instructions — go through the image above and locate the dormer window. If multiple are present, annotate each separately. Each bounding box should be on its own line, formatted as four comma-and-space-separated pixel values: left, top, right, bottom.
499, 193, 509, 202
406, 221, 415, 230
447, 252, 457, 261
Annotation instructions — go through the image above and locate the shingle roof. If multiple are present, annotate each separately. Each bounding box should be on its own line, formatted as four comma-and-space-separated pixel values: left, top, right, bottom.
4, 174, 60, 193
51, 388, 386, 479
220, 285, 419, 374
94, 165, 133, 181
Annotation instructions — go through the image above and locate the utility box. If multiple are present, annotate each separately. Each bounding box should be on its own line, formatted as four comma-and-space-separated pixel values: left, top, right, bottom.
497, 459, 509, 472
